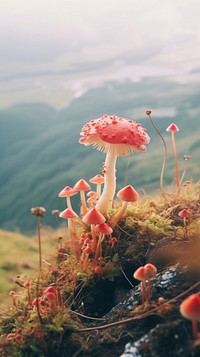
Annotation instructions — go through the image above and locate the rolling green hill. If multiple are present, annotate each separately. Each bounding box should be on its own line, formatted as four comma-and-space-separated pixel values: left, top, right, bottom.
0, 78, 199, 232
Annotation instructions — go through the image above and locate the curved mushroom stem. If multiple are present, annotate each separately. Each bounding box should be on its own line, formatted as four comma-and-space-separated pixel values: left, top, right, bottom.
111, 201, 128, 227
96, 152, 117, 216
171, 131, 180, 189
66, 196, 72, 209
148, 113, 167, 197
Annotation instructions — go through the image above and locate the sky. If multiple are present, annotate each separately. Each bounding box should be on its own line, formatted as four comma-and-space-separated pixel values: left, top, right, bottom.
0, 0, 200, 108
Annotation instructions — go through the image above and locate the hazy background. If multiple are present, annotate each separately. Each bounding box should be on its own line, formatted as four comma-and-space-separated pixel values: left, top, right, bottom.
0, 0, 199, 232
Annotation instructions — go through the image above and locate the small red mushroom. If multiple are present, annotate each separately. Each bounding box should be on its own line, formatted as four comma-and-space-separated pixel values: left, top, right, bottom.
133, 263, 157, 304
180, 293, 200, 339
59, 208, 81, 257
79, 115, 150, 216
9, 291, 17, 308
58, 186, 78, 210
178, 209, 190, 236
166, 123, 180, 189
24, 281, 32, 307
89, 174, 105, 199
82, 207, 106, 252
111, 185, 139, 226
133, 266, 147, 304
73, 179, 91, 214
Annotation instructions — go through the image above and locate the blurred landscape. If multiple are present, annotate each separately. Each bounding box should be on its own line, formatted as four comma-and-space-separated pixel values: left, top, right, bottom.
0, 0, 200, 233
0, 76, 199, 233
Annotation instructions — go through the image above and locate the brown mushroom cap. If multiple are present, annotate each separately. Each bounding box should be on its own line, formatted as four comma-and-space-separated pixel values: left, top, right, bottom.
117, 185, 139, 202
180, 294, 200, 321
79, 114, 150, 156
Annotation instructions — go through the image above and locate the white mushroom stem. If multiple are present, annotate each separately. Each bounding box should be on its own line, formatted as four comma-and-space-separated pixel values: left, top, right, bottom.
96, 183, 102, 198
66, 196, 72, 209
96, 152, 117, 216
80, 190, 88, 215
111, 201, 128, 227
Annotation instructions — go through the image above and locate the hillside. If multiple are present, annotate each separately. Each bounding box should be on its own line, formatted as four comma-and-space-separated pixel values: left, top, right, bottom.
0, 78, 199, 232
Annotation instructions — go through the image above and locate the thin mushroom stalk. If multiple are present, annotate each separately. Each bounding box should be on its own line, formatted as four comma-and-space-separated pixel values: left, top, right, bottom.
146, 109, 168, 197
166, 123, 180, 191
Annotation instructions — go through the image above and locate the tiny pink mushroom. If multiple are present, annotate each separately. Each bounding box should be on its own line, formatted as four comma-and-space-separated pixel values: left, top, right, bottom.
178, 209, 190, 236
166, 123, 180, 189
111, 185, 139, 226
58, 186, 78, 210
73, 179, 91, 215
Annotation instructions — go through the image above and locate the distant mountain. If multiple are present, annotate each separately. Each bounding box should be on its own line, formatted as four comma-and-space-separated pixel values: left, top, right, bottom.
0, 78, 199, 233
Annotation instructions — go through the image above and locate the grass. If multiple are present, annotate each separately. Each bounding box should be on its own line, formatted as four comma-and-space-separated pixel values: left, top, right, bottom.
0, 226, 66, 303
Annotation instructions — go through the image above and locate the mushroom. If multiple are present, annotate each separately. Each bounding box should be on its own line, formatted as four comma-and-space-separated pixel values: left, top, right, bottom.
89, 174, 105, 199
31, 206, 46, 273
79, 115, 150, 216
9, 291, 17, 308
58, 186, 78, 210
59, 208, 81, 258
133, 263, 157, 304
166, 123, 180, 189
73, 179, 91, 215
111, 185, 139, 226
133, 266, 147, 305
95, 222, 113, 258
180, 293, 200, 339
24, 281, 32, 307
178, 209, 190, 236
82, 207, 106, 252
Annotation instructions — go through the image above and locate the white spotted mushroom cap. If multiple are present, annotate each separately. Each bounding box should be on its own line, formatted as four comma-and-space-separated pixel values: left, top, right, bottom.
79, 115, 150, 157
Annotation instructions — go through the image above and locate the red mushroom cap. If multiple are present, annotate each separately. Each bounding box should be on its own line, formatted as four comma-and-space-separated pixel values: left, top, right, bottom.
58, 186, 78, 197
44, 286, 57, 295
144, 263, 157, 278
96, 222, 113, 235
59, 208, 78, 219
178, 209, 190, 218
84, 245, 93, 255
117, 185, 139, 202
79, 115, 150, 156
166, 123, 180, 132
89, 174, 105, 184
180, 294, 200, 321
73, 179, 91, 191
133, 266, 146, 281
82, 207, 106, 225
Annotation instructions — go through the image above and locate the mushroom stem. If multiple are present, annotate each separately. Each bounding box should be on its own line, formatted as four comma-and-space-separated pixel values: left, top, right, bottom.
192, 320, 199, 339
96, 152, 117, 216
37, 216, 42, 272
148, 113, 167, 197
183, 217, 188, 235
171, 131, 180, 189
80, 190, 88, 215
66, 196, 72, 209
111, 201, 128, 227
